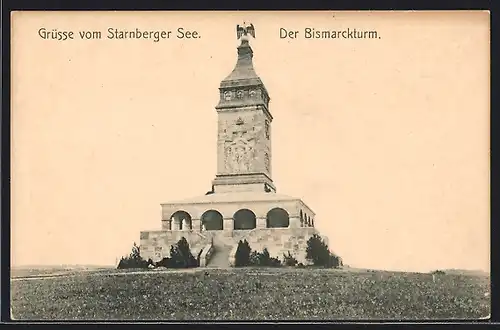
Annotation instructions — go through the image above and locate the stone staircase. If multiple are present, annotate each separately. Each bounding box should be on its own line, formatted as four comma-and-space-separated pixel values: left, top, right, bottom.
206, 233, 233, 268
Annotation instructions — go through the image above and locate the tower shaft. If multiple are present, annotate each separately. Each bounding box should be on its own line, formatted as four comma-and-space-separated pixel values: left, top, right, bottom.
212, 38, 275, 193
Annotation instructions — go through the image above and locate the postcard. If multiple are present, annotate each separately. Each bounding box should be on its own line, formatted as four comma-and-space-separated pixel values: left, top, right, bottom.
10, 10, 490, 320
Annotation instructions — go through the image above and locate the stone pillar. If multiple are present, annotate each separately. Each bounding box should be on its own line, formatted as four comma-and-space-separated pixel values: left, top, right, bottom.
161, 220, 172, 230
289, 216, 301, 228
172, 220, 180, 231
192, 219, 201, 232
223, 218, 234, 232
182, 219, 189, 231
256, 217, 267, 229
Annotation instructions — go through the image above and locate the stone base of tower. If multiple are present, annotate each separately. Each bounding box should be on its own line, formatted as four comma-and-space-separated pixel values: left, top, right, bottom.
212, 173, 276, 193
227, 227, 328, 266
139, 226, 332, 267
139, 191, 330, 267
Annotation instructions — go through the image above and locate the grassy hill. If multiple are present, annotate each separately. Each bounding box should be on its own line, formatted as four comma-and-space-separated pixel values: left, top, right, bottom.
10, 267, 490, 320
11, 265, 114, 279
439, 269, 490, 277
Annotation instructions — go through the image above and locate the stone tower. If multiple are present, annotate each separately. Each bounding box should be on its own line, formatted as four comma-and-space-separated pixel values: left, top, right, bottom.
212, 37, 276, 194
139, 23, 336, 268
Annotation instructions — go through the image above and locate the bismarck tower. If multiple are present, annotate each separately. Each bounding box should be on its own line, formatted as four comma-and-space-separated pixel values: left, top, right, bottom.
140, 23, 335, 267
212, 23, 275, 195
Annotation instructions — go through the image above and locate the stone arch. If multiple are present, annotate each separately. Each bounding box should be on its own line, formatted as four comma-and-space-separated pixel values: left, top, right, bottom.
170, 210, 192, 230
300, 210, 304, 227
201, 210, 224, 231
233, 209, 257, 230
266, 207, 290, 228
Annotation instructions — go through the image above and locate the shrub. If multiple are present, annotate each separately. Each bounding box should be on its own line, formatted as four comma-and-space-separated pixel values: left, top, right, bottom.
251, 249, 268, 266
235, 240, 252, 267
328, 254, 341, 268
249, 250, 260, 266
250, 248, 281, 267
306, 234, 341, 268
117, 242, 150, 269
169, 237, 199, 268
306, 234, 330, 267
155, 257, 168, 268
432, 270, 446, 275
235, 241, 282, 267
258, 248, 272, 266
283, 251, 298, 267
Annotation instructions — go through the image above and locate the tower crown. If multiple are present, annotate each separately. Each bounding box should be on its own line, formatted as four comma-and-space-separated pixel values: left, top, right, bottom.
220, 40, 260, 86
216, 27, 271, 113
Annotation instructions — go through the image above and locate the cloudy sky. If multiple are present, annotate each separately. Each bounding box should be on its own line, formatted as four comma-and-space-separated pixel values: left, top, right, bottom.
11, 11, 489, 272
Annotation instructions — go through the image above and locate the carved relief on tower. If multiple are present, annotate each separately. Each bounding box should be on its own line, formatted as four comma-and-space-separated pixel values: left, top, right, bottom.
236, 90, 244, 99
223, 90, 233, 101
220, 88, 264, 104
222, 116, 262, 173
264, 152, 270, 172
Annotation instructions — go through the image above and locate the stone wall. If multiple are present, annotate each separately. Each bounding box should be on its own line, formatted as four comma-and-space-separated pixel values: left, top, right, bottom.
246, 227, 319, 263
139, 230, 211, 262
140, 227, 332, 267
229, 227, 322, 266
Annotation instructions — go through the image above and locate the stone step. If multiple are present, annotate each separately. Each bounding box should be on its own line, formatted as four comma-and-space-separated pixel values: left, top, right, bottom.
211, 234, 235, 248
206, 245, 232, 268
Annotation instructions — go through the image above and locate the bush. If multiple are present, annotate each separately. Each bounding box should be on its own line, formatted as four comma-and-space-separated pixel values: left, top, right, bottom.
155, 257, 172, 268
283, 251, 298, 267
235, 240, 252, 267
258, 248, 272, 266
155, 258, 165, 268
269, 258, 282, 268
169, 237, 199, 268
117, 242, 151, 269
235, 241, 282, 268
306, 234, 330, 267
432, 270, 446, 275
306, 234, 341, 268
249, 250, 260, 266
328, 254, 341, 268
250, 248, 281, 267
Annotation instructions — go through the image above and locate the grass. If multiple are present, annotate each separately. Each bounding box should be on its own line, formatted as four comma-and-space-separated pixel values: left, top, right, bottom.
11, 267, 490, 320
11, 266, 115, 279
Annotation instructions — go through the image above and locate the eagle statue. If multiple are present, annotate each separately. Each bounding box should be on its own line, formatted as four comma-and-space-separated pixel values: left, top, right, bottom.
237, 22, 256, 40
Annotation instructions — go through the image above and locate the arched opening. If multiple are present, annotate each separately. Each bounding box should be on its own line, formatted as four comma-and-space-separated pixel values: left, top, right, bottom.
233, 209, 257, 230
299, 210, 304, 227
170, 210, 192, 230
266, 208, 290, 228
312, 218, 315, 227
201, 210, 224, 231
